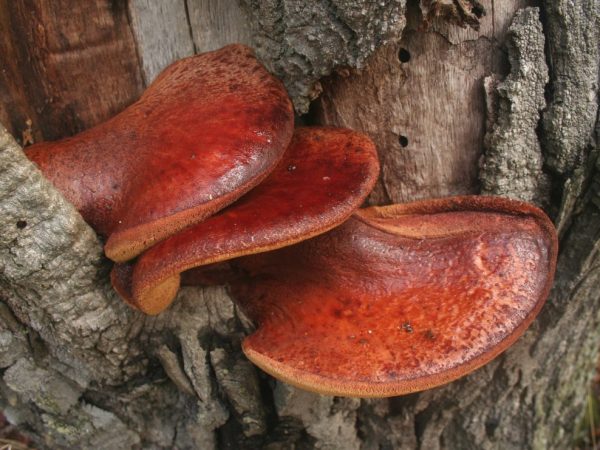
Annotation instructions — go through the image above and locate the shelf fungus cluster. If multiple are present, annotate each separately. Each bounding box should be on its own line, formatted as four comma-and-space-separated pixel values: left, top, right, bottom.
25, 44, 558, 397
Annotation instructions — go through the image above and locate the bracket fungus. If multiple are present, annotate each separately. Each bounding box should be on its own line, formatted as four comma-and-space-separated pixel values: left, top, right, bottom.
25, 44, 294, 262
111, 127, 380, 314
21, 43, 558, 398
230, 196, 558, 397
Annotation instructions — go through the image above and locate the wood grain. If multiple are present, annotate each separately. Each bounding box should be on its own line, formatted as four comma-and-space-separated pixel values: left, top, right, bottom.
0, 0, 143, 142
128, 0, 252, 84
187, 0, 252, 53
315, 0, 531, 204
0, 5, 38, 144
127, 0, 195, 84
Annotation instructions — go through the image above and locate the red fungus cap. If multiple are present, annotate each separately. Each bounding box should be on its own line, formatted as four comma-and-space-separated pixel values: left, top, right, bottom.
26, 44, 294, 262
231, 196, 558, 397
112, 127, 380, 315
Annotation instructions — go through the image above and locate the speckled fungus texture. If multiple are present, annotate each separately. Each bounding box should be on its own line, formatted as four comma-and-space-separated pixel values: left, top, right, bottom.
25, 44, 294, 262
231, 196, 558, 397
20, 43, 558, 398
112, 127, 380, 315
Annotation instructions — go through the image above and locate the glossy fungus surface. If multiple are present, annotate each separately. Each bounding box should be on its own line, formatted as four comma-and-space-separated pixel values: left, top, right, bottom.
231, 196, 558, 397
26, 44, 294, 262
112, 127, 380, 315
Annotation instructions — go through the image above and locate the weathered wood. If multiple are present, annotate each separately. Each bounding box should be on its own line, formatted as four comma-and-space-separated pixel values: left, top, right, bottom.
0, 5, 38, 144
0, 0, 143, 142
128, 0, 252, 84
422, 0, 530, 44
127, 0, 195, 84
419, 0, 485, 31
316, 0, 531, 204
187, 0, 253, 53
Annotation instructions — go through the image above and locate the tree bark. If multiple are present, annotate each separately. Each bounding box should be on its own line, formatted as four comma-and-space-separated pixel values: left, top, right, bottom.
0, 1, 599, 449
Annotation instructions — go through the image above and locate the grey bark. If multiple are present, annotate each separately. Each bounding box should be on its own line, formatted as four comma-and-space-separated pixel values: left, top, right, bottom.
0, 1, 599, 450
240, 0, 407, 113
541, 0, 600, 235
479, 8, 550, 206
542, 0, 599, 177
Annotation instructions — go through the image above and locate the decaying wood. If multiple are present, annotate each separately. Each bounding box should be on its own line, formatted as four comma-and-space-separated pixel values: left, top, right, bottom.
0, 1, 599, 449
127, 0, 195, 84
0, 0, 143, 142
128, 0, 252, 84
316, 0, 530, 204
420, 0, 486, 30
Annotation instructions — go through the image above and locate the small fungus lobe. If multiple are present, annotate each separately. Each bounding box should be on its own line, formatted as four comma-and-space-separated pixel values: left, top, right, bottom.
26, 45, 294, 262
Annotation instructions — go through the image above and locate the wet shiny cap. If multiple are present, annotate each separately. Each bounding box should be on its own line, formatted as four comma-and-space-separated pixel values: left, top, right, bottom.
232, 196, 558, 397
112, 127, 380, 315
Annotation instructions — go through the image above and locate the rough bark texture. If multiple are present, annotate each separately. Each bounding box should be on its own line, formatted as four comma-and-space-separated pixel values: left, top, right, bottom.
240, 0, 407, 113
0, 1, 599, 449
541, 0, 599, 177
479, 8, 550, 206
541, 0, 600, 236
315, 0, 530, 205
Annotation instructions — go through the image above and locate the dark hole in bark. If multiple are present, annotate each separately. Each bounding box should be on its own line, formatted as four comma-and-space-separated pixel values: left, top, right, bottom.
16, 220, 27, 229
485, 417, 500, 438
472, 3, 486, 18
398, 48, 411, 63
399, 135, 409, 147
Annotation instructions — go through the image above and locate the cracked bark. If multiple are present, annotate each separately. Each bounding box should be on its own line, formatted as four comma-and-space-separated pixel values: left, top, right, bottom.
479, 8, 550, 206
0, 1, 599, 449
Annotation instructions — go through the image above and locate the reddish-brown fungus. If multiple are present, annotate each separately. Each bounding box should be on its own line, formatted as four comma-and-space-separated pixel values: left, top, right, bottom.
112, 127, 380, 315
230, 196, 558, 397
26, 44, 294, 262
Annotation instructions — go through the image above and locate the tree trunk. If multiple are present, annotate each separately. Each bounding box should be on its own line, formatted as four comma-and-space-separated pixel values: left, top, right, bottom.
0, 1, 598, 449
